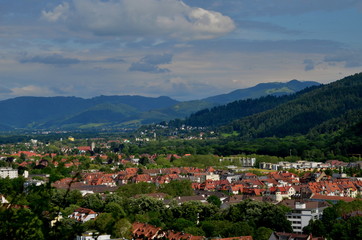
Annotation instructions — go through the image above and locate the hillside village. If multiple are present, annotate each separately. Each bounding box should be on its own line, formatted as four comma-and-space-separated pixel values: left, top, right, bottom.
1, 137, 361, 240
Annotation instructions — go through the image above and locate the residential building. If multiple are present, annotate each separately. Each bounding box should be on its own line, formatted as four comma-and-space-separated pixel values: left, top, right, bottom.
221, 157, 256, 167
76, 231, 111, 240
68, 207, 98, 223
0, 167, 18, 179
268, 232, 322, 240
279, 200, 329, 233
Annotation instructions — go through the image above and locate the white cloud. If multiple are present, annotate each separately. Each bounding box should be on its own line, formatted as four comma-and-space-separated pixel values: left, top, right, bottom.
43, 0, 235, 41
129, 53, 173, 73
11, 85, 55, 97
42, 2, 69, 22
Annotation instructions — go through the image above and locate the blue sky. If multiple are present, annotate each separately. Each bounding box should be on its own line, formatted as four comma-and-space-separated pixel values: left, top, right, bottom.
1, 0, 362, 101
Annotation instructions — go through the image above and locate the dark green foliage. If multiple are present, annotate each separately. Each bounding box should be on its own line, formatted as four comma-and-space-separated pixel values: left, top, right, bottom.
254, 227, 273, 240
50, 218, 84, 240
0, 207, 44, 240
224, 199, 292, 232
201, 220, 230, 237
303, 200, 362, 239
104, 202, 126, 219
302, 220, 326, 237
159, 180, 194, 197
184, 226, 205, 236
171, 218, 195, 232
80, 194, 105, 212
183, 95, 295, 127
128, 196, 165, 215
93, 212, 115, 234
228, 73, 362, 138
51, 189, 83, 207
207, 195, 222, 208
139, 156, 150, 165
117, 182, 157, 198
172, 154, 220, 168
0, 176, 25, 199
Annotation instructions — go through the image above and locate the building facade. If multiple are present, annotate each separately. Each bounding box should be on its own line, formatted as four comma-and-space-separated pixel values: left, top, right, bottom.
0, 167, 18, 179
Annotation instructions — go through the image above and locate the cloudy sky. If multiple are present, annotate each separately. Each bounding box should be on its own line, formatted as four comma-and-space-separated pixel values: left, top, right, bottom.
1, 0, 362, 101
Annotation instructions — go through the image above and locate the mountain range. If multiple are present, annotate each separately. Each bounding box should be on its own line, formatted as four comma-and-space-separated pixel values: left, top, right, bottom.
0, 80, 319, 130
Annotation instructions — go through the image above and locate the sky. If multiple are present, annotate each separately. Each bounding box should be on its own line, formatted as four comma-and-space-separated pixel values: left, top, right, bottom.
1, 0, 362, 101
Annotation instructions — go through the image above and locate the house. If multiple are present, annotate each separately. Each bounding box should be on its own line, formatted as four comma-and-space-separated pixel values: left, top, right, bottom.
210, 237, 252, 240
242, 188, 265, 196
265, 186, 296, 202
226, 175, 242, 183
68, 207, 98, 223
77, 146, 92, 153
37, 159, 49, 168
229, 183, 244, 195
300, 172, 329, 183
132, 222, 164, 239
132, 174, 152, 183
309, 193, 357, 204
132, 222, 204, 240
134, 193, 168, 200
76, 231, 111, 240
335, 180, 359, 198
221, 195, 244, 208
198, 179, 217, 191
15, 151, 41, 158
172, 195, 207, 205
205, 172, 220, 181
268, 232, 322, 240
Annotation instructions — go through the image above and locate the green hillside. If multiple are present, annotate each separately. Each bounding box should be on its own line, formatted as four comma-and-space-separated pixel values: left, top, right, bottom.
227, 73, 362, 138
167, 85, 320, 128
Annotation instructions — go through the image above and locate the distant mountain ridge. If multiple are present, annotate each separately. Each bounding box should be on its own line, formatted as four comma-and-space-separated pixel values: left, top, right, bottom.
203, 79, 320, 104
0, 79, 320, 130
0, 95, 179, 130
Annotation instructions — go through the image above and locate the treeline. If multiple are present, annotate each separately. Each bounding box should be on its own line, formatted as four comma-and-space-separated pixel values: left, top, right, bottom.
108, 130, 360, 162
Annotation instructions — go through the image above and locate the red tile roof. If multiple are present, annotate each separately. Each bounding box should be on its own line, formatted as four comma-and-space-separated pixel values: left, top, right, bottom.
310, 194, 358, 202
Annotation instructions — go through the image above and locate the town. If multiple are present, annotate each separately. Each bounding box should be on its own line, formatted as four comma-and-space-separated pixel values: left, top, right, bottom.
1, 136, 361, 240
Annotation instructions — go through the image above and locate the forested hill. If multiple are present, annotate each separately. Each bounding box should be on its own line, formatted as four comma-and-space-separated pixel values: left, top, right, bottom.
168, 73, 362, 140
174, 85, 321, 127
169, 85, 322, 127
226, 73, 362, 138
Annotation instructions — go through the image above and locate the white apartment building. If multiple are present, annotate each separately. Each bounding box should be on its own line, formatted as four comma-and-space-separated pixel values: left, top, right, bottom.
221, 157, 256, 167
260, 161, 330, 171
76, 231, 111, 240
280, 200, 329, 233
0, 167, 18, 179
